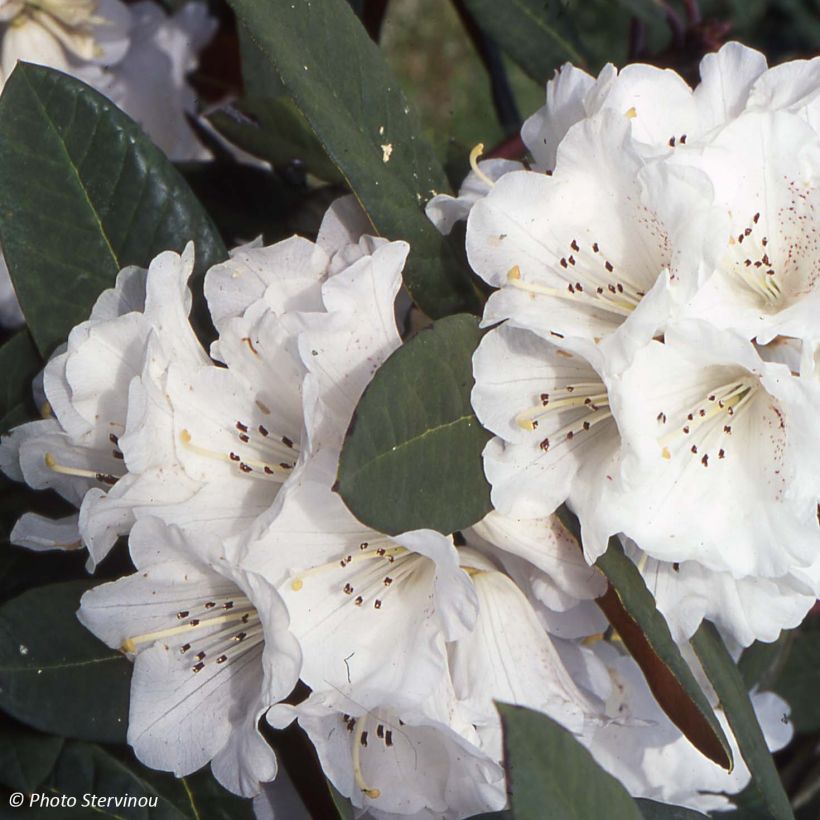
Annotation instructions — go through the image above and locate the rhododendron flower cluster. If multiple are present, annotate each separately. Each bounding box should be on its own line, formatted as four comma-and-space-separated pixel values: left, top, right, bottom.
2, 16, 818, 818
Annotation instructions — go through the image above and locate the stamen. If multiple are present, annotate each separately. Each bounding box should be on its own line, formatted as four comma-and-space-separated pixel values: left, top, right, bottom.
120, 609, 256, 653
658, 378, 758, 462
179, 429, 294, 480
516, 382, 610, 433
352, 716, 381, 800
506, 265, 636, 316
469, 143, 495, 188
44, 452, 119, 485
289, 544, 407, 590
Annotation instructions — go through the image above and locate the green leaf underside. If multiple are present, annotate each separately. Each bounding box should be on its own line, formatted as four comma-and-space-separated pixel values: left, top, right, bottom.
499, 702, 643, 820
226, 0, 481, 318
555, 510, 733, 771
691, 621, 795, 820
0, 63, 226, 357
0, 579, 131, 743
462, 0, 588, 81
337, 314, 491, 535
0, 330, 41, 432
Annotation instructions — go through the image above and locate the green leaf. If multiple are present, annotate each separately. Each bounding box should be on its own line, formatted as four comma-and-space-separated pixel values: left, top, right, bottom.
337, 314, 491, 535
208, 97, 344, 184
29, 741, 254, 819
0, 723, 63, 792
556, 513, 733, 771
327, 779, 354, 820
763, 628, 820, 733
0, 63, 227, 358
0, 579, 131, 743
635, 798, 709, 819
498, 702, 643, 820
691, 621, 794, 820
0, 330, 41, 432
226, 0, 482, 318
738, 631, 796, 692
462, 0, 588, 81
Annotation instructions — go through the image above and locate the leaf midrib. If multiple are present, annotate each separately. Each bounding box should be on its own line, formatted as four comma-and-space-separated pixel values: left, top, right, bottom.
21, 70, 120, 270
343, 412, 478, 483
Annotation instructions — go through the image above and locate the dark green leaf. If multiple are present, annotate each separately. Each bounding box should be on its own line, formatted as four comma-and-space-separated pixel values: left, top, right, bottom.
0, 579, 131, 743
0, 723, 63, 792
337, 314, 491, 535
0, 63, 227, 357
27, 741, 254, 819
556, 515, 733, 770
238, 23, 286, 99
327, 779, 354, 820
738, 631, 796, 693
764, 628, 820, 733
208, 97, 344, 184
691, 621, 794, 820
498, 702, 643, 820
227, 0, 482, 318
721, 782, 774, 819
0, 329, 41, 433
635, 798, 709, 819
462, 0, 588, 81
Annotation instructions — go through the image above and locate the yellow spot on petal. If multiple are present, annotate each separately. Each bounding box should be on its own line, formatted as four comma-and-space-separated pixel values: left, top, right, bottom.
661, 446, 671, 460
364, 788, 381, 799
291, 578, 303, 591
507, 265, 521, 281
121, 638, 136, 653
180, 429, 192, 445
625, 106, 637, 119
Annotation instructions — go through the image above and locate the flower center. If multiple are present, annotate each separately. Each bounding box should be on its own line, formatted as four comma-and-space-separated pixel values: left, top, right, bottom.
290, 538, 424, 612
657, 376, 759, 466
728, 211, 782, 304
516, 379, 613, 451
120, 592, 262, 675
506, 246, 645, 318
179, 419, 298, 482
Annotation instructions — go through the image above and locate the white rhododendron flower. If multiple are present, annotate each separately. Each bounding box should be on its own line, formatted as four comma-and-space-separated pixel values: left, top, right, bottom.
466, 111, 722, 359
270, 688, 507, 819
671, 109, 820, 344
522, 42, 769, 161
78, 516, 301, 797
251, 453, 478, 702
471, 323, 624, 561
610, 321, 820, 578
7, 26, 820, 811
0, 248, 204, 567
624, 536, 819, 646
580, 642, 793, 812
